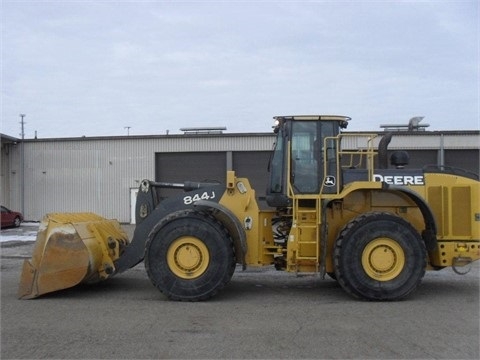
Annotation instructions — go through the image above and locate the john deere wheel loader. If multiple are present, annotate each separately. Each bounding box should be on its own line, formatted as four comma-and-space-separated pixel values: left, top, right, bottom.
18, 115, 480, 301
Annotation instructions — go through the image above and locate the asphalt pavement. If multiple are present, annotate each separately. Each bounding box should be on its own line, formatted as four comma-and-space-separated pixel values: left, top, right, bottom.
1, 223, 479, 359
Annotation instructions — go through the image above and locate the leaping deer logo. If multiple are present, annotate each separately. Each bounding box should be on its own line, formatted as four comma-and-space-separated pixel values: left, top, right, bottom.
324, 176, 336, 187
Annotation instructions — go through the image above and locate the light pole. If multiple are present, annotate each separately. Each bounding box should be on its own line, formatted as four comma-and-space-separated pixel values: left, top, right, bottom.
19, 114, 26, 215
124, 126, 131, 136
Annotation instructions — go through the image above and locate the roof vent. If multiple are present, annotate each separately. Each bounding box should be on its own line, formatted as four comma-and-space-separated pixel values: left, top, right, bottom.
380, 116, 430, 131
180, 127, 227, 135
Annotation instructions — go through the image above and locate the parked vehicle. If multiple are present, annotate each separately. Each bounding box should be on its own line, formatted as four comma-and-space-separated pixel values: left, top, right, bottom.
1, 206, 23, 228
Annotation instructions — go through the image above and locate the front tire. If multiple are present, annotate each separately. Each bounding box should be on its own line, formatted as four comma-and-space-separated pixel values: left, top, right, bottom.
145, 210, 235, 301
334, 212, 426, 301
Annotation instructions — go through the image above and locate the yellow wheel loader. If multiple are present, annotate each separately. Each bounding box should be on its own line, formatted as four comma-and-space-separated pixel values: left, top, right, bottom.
18, 115, 480, 301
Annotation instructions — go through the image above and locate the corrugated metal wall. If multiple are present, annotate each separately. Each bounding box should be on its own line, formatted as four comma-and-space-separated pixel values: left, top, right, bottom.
2, 131, 478, 222
340, 132, 480, 150
23, 139, 156, 222
0, 143, 14, 207
18, 134, 276, 222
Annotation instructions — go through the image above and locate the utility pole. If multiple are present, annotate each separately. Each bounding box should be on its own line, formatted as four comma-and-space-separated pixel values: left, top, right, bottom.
19, 114, 26, 216
124, 126, 131, 136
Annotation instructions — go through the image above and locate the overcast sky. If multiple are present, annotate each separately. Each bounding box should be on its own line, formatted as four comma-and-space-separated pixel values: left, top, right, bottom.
1, 1, 478, 138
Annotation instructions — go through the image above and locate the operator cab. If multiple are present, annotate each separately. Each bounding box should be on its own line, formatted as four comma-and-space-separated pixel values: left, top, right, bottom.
266, 115, 350, 207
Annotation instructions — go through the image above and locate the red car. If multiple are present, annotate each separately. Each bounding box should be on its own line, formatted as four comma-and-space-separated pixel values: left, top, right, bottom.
1, 206, 23, 228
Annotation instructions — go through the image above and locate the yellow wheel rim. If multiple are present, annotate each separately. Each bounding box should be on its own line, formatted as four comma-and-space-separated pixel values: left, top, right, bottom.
362, 238, 405, 281
167, 236, 210, 279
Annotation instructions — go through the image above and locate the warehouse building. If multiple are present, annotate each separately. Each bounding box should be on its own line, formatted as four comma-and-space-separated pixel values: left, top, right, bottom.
1, 129, 479, 223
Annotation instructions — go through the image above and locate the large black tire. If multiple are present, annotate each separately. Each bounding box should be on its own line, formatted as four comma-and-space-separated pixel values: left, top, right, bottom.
145, 210, 236, 301
334, 212, 426, 301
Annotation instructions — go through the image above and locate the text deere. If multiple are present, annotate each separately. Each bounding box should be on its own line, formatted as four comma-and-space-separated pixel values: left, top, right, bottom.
373, 174, 425, 185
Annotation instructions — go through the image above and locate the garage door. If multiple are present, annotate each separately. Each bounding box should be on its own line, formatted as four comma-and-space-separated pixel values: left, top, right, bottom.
155, 152, 226, 198
232, 151, 272, 208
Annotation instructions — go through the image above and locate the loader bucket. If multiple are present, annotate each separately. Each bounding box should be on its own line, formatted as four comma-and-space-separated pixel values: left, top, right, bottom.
18, 213, 129, 299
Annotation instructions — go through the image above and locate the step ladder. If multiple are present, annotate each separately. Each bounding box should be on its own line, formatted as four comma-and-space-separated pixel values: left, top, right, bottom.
293, 196, 321, 271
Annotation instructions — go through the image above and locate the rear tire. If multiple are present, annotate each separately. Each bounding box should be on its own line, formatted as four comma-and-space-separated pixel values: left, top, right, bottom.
14, 216, 21, 227
334, 212, 426, 301
145, 210, 235, 301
